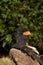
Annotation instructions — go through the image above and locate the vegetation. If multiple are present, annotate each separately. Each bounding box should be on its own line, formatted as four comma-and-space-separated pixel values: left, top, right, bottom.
0, 0, 43, 51
0, 57, 12, 65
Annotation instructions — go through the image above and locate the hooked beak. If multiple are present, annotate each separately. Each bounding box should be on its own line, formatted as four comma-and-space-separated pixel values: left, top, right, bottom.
23, 31, 31, 36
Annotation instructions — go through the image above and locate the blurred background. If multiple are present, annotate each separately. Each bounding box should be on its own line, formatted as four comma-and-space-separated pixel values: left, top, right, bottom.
0, 0, 43, 64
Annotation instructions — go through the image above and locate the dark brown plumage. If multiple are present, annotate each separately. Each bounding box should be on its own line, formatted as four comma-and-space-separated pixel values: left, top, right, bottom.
10, 27, 43, 65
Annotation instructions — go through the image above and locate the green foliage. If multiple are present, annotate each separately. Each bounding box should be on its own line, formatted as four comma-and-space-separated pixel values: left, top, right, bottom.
0, 0, 43, 50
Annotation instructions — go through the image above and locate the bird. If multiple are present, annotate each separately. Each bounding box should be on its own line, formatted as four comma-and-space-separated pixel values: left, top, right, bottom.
10, 27, 43, 65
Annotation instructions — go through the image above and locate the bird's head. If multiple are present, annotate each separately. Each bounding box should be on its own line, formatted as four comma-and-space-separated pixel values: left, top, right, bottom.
15, 27, 31, 36
11, 27, 31, 49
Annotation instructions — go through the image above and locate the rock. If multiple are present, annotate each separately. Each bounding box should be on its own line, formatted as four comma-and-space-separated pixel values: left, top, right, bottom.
9, 48, 40, 65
